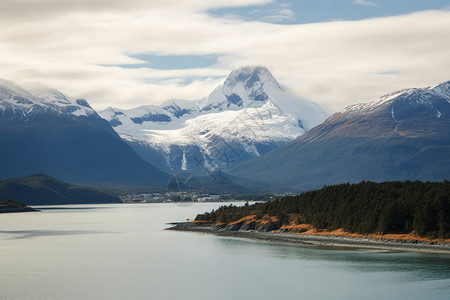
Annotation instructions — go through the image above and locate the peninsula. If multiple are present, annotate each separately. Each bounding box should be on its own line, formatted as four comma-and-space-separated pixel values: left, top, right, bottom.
0, 199, 37, 213
168, 181, 450, 254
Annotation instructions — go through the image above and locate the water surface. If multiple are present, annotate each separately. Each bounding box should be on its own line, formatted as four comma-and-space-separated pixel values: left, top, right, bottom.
1, 203, 449, 300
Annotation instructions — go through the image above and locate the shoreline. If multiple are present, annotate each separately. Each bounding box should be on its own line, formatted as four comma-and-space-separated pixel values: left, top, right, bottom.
166, 222, 450, 254
0, 207, 38, 214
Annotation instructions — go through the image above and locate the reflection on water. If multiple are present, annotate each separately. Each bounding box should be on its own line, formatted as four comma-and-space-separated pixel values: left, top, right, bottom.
0, 229, 112, 239
1, 203, 449, 300
34, 205, 116, 211
215, 236, 450, 282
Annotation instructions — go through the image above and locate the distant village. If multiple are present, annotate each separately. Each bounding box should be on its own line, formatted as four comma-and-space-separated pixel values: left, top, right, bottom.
119, 192, 290, 203
120, 192, 224, 203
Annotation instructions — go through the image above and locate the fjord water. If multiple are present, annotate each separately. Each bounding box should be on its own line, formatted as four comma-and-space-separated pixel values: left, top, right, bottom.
1, 204, 449, 300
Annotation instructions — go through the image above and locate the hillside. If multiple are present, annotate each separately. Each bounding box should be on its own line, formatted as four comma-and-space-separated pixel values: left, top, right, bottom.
0, 173, 122, 205
195, 181, 450, 239
231, 81, 450, 190
0, 78, 170, 187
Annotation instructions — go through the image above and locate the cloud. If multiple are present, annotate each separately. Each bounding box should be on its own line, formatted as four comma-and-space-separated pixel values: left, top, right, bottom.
0, 1, 449, 113
255, 8, 295, 22
353, 0, 378, 7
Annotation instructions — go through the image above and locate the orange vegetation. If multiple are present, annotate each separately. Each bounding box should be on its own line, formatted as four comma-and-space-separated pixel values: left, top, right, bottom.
216, 214, 450, 243
193, 220, 214, 224
293, 226, 450, 243
229, 215, 257, 225
229, 214, 277, 225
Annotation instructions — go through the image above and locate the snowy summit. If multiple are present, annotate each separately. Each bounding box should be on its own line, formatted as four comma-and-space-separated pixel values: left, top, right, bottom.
99, 66, 330, 174
0, 78, 96, 120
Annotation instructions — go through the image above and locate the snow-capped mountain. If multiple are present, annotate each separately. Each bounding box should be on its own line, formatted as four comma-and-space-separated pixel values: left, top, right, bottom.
231, 80, 450, 190
300, 80, 450, 140
99, 66, 329, 174
0, 78, 96, 120
0, 78, 169, 186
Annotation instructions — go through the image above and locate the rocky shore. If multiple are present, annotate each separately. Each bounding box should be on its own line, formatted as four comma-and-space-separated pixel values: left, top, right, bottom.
166, 222, 450, 254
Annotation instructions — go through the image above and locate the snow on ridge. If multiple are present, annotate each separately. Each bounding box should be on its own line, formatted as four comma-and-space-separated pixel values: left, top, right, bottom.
339, 80, 450, 118
101, 66, 329, 133
224, 66, 281, 90
0, 78, 96, 118
122, 105, 169, 118
115, 104, 304, 148
31, 86, 71, 105
0, 78, 36, 100
99, 66, 330, 173
429, 81, 450, 102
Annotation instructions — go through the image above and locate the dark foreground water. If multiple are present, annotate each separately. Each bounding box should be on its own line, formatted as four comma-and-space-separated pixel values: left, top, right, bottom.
1, 203, 449, 300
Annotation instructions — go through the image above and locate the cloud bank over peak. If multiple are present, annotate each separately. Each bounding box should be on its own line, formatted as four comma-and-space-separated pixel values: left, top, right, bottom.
0, 1, 449, 112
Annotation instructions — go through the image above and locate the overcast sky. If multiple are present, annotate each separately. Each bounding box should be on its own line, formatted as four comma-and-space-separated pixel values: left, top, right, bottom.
1, 0, 449, 112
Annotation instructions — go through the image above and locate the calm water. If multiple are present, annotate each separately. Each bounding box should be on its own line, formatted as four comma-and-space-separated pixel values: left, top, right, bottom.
1, 203, 450, 300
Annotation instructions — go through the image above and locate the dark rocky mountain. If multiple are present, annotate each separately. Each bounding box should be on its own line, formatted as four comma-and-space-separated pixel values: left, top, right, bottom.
0, 173, 121, 205
231, 81, 450, 191
0, 79, 170, 187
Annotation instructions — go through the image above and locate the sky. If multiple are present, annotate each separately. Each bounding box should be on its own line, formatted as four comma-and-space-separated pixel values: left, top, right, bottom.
0, 0, 449, 112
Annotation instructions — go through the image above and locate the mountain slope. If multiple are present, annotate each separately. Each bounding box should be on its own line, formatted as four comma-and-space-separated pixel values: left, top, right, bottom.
231, 81, 450, 191
99, 66, 329, 175
0, 79, 170, 186
0, 173, 121, 205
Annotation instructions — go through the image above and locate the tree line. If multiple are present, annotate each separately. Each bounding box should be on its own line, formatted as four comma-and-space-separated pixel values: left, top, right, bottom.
195, 181, 450, 238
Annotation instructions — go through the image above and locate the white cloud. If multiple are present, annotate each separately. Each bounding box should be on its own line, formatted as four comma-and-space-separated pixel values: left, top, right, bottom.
0, 1, 449, 113
249, 8, 295, 22
353, 0, 378, 7
263, 8, 296, 22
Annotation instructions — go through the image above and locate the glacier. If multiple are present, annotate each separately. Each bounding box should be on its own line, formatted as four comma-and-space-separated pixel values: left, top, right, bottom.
99, 66, 330, 175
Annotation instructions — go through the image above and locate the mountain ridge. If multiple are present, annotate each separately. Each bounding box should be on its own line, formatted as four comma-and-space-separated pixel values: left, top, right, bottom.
0, 79, 170, 187
99, 66, 330, 175
0, 173, 122, 205
231, 80, 450, 190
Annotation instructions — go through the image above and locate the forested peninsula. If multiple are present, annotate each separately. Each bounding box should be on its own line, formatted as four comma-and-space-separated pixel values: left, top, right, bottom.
0, 199, 37, 213
169, 181, 450, 253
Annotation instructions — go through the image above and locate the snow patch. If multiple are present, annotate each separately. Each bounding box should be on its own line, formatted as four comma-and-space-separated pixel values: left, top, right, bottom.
339, 80, 450, 119
0, 79, 97, 119
181, 151, 187, 171
98, 66, 330, 173
391, 107, 397, 122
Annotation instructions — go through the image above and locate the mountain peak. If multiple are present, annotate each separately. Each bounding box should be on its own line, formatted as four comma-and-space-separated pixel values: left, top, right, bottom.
28, 85, 72, 105
0, 78, 37, 101
339, 79, 450, 118
0, 78, 98, 119
224, 66, 281, 90
430, 80, 450, 101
